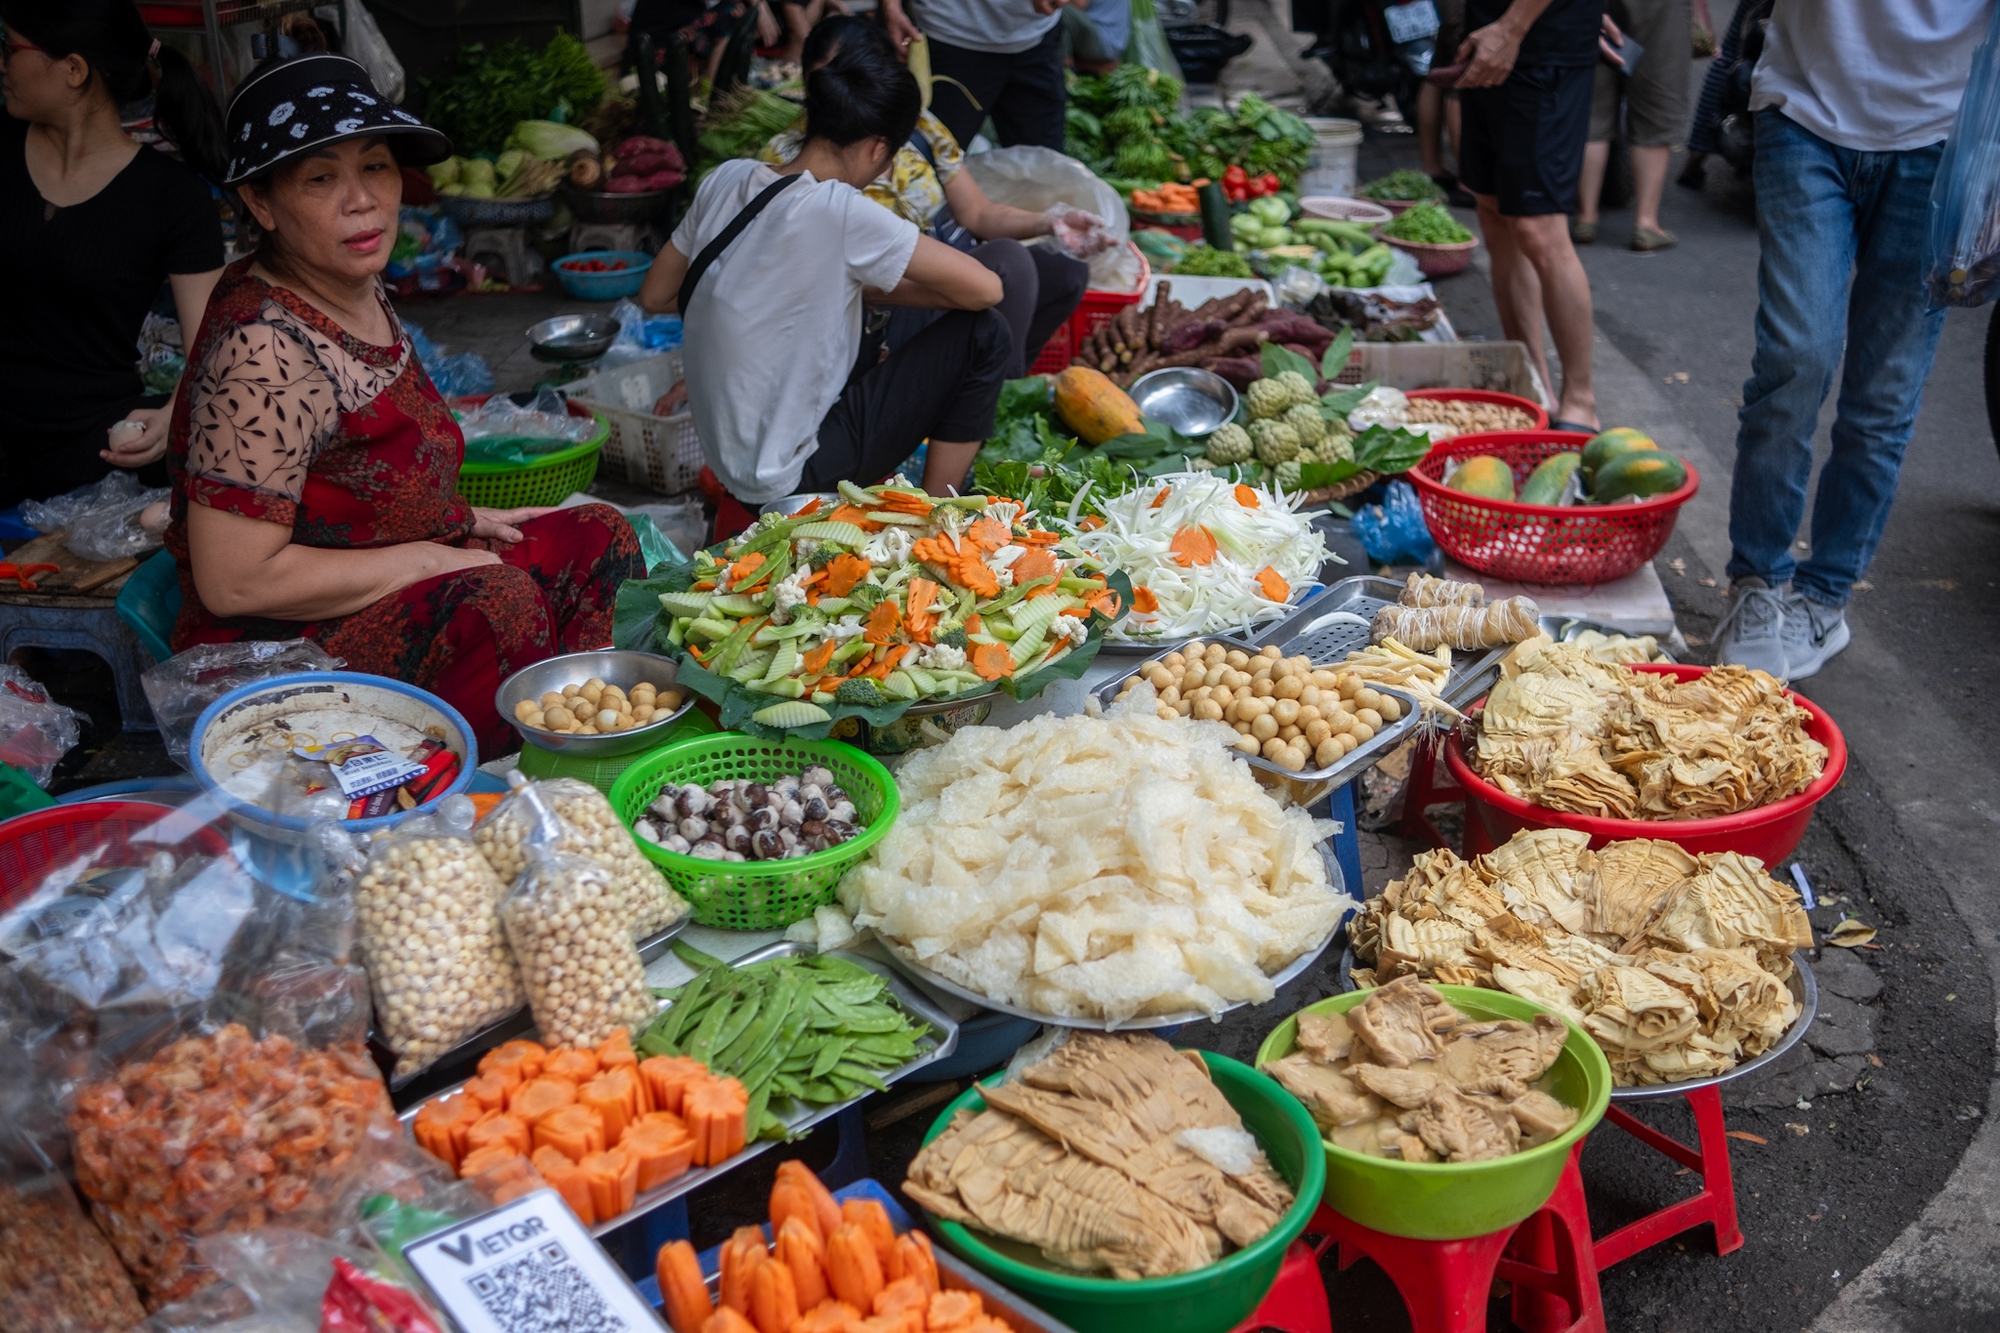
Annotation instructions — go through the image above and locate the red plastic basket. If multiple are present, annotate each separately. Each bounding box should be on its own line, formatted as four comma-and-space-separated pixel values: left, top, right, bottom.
1445, 664, 1847, 865
1029, 243, 1151, 374
0, 801, 232, 911
1405, 388, 1549, 431
1407, 430, 1698, 584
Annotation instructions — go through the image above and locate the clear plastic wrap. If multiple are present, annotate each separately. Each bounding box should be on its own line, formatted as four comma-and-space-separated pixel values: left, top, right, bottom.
473, 775, 687, 939
0, 1126, 147, 1333
1924, 0, 2000, 308
141, 640, 346, 768
0, 664, 83, 786
498, 845, 656, 1048
456, 388, 600, 466
19, 470, 173, 562
356, 796, 524, 1082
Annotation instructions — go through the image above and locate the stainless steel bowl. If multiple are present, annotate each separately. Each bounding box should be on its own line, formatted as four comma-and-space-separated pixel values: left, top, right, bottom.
527, 313, 619, 363
495, 650, 697, 756
1129, 366, 1240, 437
761, 492, 843, 517
562, 183, 677, 225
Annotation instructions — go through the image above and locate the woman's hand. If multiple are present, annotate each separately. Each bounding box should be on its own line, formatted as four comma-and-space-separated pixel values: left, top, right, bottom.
880, 0, 922, 52
471, 506, 559, 544
1598, 11, 1627, 66
102, 407, 172, 469
756, 1, 781, 49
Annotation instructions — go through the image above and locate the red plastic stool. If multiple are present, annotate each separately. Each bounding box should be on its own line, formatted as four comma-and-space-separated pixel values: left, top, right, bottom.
1313, 1147, 1604, 1333
1397, 731, 1496, 855
1230, 1237, 1335, 1333
1591, 1084, 1743, 1267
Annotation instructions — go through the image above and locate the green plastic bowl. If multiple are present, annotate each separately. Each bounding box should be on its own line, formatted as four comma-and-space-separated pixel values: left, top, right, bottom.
917, 1052, 1325, 1333
607, 732, 898, 930
1254, 985, 1612, 1240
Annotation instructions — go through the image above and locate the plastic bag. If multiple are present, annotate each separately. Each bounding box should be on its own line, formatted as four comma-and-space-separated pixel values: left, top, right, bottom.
0, 796, 396, 1311
1352, 480, 1439, 565
0, 1128, 147, 1332
626, 511, 690, 574
498, 844, 656, 1048
0, 665, 83, 786
961, 146, 1140, 291
20, 470, 173, 562
1046, 204, 1118, 258
1925, 1, 2000, 307
1125, 0, 1185, 81
456, 387, 600, 465
141, 639, 345, 769
342, 0, 406, 104
403, 320, 494, 399
138, 311, 188, 395
356, 796, 524, 1082
624, 498, 707, 560
600, 297, 685, 370
473, 774, 689, 940
143, 1229, 445, 1333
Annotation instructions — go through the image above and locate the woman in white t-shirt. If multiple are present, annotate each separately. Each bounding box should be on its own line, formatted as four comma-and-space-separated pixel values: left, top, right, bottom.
638, 38, 1007, 522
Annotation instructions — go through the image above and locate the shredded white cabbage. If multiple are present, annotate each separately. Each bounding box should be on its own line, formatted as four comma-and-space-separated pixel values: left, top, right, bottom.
1059, 472, 1335, 640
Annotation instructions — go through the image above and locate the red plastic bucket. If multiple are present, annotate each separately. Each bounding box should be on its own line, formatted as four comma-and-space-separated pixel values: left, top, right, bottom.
0, 801, 233, 910
1444, 664, 1847, 865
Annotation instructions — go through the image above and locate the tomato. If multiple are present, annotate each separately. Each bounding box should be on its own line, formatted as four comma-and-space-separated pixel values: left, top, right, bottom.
1258, 173, 1282, 195
1223, 165, 1248, 186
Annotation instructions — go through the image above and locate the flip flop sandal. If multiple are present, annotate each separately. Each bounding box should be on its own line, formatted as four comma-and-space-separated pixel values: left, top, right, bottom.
1552, 419, 1600, 433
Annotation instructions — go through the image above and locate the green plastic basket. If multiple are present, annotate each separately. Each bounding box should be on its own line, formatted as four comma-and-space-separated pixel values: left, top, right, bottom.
1255, 985, 1612, 1240
456, 410, 609, 509
607, 732, 899, 929
518, 707, 718, 794
919, 1052, 1326, 1333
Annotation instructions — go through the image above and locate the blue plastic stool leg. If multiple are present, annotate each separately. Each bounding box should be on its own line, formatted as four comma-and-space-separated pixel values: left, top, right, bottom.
822, 1104, 870, 1189
1329, 780, 1363, 898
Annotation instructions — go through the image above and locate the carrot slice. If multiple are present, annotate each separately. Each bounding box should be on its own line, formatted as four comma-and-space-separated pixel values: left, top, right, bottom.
893, 1233, 937, 1296
702, 1309, 760, 1333
579, 1147, 639, 1220
481, 1152, 542, 1204
658, 1239, 714, 1333
776, 1215, 830, 1310
751, 1256, 801, 1333
1169, 526, 1218, 567
857, 1314, 921, 1333
954, 557, 999, 597
640, 1055, 712, 1117
970, 642, 1012, 681
532, 1146, 596, 1225
927, 1291, 984, 1330
596, 1028, 639, 1072
581, 1072, 637, 1145
462, 1073, 509, 1113
1130, 585, 1159, 614
479, 1039, 547, 1088
904, 578, 939, 637
686, 1075, 749, 1166
1010, 548, 1057, 586
620, 1117, 696, 1190
826, 1223, 884, 1312
727, 551, 767, 586
1150, 487, 1171, 509
909, 534, 960, 569
455, 1144, 528, 1181
873, 1278, 928, 1321
794, 497, 824, 517
802, 639, 838, 675
841, 1199, 899, 1281
827, 504, 875, 528
412, 1093, 479, 1172
720, 1228, 769, 1314
1234, 483, 1261, 508
965, 518, 1011, 551
1254, 566, 1290, 602
771, 1180, 824, 1247
544, 1047, 600, 1083
862, 599, 901, 646
465, 1111, 532, 1159
533, 1103, 607, 1163
1017, 529, 1061, 545
1078, 514, 1106, 531
776, 1162, 843, 1239
508, 1076, 579, 1124
793, 1301, 862, 1333
823, 553, 873, 598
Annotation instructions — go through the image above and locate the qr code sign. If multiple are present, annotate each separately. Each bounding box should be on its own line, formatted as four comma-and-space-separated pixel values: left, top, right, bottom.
469, 1241, 628, 1333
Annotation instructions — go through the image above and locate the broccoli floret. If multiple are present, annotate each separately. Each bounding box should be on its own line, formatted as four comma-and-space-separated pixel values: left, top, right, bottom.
933, 625, 969, 651
845, 582, 885, 610
789, 605, 829, 629
834, 677, 886, 706
806, 543, 850, 569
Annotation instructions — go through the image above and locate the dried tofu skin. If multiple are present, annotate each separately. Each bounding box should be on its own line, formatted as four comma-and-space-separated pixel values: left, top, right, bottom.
1349, 828, 1808, 1087
1472, 646, 1826, 820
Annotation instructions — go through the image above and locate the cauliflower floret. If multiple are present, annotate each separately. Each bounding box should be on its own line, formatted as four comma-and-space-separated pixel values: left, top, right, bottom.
861, 524, 914, 566
919, 643, 967, 671
986, 500, 1023, 528
987, 545, 1026, 569
1051, 614, 1088, 647
824, 616, 868, 642
768, 565, 814, 624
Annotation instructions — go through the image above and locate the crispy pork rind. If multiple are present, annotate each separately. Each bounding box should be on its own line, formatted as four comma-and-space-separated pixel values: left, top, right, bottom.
838, 704, 1352, 1022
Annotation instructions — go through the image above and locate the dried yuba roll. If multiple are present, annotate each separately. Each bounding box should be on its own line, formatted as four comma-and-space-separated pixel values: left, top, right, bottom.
500, 846, 657, 1048
1370, 597, 1540, 651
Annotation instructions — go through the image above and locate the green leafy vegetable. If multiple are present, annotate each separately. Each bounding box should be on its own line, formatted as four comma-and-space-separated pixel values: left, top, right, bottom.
1359, 169, 1447, 203
1170, 245, 1254, 277
1382, 202, 1475, 244
421, 34, 607, 156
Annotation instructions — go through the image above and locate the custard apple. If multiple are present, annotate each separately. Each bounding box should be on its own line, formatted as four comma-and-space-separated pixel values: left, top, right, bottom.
1282, 403, 1326, 448
1205, 421, 1254, 464
1274, 459, 1303, 491
1274, 370, 1317, 407
1249, 419, 1301, 466
1244, 378, 1291, 421
1314, 432, 1354, 465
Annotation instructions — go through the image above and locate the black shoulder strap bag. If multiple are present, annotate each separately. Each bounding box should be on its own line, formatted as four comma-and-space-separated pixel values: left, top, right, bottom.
677, 171, 802, 312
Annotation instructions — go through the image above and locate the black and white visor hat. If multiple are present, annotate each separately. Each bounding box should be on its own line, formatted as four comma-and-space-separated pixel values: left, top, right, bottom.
223, 53, 450, 187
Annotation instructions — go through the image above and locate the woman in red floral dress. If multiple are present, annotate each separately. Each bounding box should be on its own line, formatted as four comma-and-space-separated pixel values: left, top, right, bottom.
164, 53, 640, 755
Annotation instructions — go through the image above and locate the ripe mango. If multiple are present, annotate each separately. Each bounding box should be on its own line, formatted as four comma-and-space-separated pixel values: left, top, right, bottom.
1518, 451, 1582, 506
1580, 427, 1657, 483
1591, 449, 1687, 502
1444, 455, 1515, 501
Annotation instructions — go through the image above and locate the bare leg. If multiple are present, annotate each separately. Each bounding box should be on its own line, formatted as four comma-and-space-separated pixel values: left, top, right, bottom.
782, 2, 811, 60
1576, 140, 1610, 226
921, 441, 981, 496
1446, 95, 1462, 163
1511, 212, 1598, 427
1418, 82, 1446, 178
1630, 143, 1670, 233
1475, 194, 1555, 399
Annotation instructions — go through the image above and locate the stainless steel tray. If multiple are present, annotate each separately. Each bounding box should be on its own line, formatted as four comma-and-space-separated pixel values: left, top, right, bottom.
1097, 582, 1328, 657
1541, 614, 1678, 663
399, 939, 961, 1238
1092, 647, 1422, 795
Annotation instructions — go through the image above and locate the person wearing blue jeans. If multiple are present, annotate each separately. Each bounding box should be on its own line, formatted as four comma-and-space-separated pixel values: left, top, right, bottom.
1714, 0, 1992, 680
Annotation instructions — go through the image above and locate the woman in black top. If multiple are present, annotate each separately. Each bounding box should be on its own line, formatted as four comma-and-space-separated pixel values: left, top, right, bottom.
0, 0, 228, 507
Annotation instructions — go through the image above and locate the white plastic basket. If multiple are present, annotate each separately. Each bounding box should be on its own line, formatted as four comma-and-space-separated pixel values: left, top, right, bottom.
565, 350, 707, 495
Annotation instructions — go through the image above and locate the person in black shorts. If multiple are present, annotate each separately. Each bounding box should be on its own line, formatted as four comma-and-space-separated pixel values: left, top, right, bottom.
1454, 0, 1604, 431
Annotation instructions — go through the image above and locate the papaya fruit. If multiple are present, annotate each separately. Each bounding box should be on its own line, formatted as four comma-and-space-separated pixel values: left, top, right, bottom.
1517, 451, 1582, 506
1580, 427, 1656, 483
1053, 367, 1145, 446
1444, 454, 1515, 501
1591, 449, 1687, 502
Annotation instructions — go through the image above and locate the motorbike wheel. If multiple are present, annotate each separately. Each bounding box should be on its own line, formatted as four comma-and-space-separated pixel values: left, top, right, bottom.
1986, 305, 2000, 461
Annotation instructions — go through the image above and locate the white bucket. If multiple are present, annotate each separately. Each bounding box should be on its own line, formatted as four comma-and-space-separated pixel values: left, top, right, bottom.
1299, 116, 1364, 198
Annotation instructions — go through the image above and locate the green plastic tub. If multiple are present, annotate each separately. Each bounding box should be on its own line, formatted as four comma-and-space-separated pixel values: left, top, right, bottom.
1255, 985, 1612, 1240
918, 1052, 1325, 1333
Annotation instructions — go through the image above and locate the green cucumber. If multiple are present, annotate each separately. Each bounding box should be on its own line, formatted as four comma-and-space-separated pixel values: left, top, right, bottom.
658, 590, 713, 619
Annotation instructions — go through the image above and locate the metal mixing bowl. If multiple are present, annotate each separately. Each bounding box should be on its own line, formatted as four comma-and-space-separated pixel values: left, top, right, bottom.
762, 492, 842, 517
527, 313, 619, 363
495, 650, 696, 756
1129, 366, 1240, 437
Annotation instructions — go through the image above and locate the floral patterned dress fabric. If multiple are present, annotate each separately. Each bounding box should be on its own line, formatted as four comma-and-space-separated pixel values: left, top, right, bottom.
165, 260, 641, 753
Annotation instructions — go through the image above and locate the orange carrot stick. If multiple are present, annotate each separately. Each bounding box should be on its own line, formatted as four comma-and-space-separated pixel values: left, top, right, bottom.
658, 1240, 714, 1333
841, 1199, 899, 1281
775, 1215, 830, 1310
532, 1146, 596, 1224
620, 1117, 695, 1191
826, 1223, 884, 1312
776, 1162, 843, 1239
750, 1256, 801, 1333
639, 1056, 710, 1117
579, 1147, 639, 1220
508, 1076, 579, 1123
544, 1048, 600, 1084
533, 1103, 607, 1163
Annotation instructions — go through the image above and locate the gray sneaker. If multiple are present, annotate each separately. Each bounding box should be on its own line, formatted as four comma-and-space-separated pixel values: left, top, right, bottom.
1779, 591, 1850, 680
1712, 578, 1790, 677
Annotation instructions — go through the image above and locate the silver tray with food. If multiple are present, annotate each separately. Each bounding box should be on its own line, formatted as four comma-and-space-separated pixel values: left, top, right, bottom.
1540, 615, 1678, 663
1096, 580, 1327, 656
398, 939, 960, 1238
